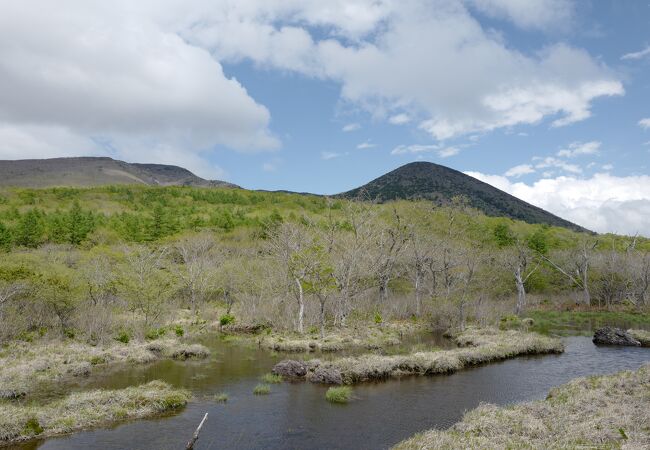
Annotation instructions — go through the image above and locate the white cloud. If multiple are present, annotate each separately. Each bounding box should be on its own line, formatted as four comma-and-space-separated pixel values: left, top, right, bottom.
342, 123, 361, 132
0, 1, 278, 178
505, 163, 535, 177
357, 140, 376, 149
438, 146, 460, 158
639, 118, 650, 130
321, 151, 342, 160
556, 140, 601, 157
262, 162, 277, 172
602, 164, 613, 171
388, 114, 411, 125
464, 171, 650, 236
621, 46, 650, 60
177, 0, 623, 140
391, 144, 440, 155
466, 0, 574, 30
533, 156, 582, 174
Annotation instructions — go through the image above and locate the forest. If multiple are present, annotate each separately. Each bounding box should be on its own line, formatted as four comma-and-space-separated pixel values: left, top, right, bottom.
0, 185, 648, 345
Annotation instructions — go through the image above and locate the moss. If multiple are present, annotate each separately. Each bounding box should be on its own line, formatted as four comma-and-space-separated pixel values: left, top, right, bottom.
21, 418, 43, 436
253, 384, 270, 395
325, 386, 352, 403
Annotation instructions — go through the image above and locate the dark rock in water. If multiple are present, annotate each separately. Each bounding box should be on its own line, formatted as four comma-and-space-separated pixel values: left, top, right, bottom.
0, 390, 26, 400
272, 360, 308, 378
308, 367, 343, 385
593, 327, 641, 346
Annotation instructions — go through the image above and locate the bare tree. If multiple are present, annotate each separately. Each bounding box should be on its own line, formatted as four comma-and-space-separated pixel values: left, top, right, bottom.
175, 234, 220, 312
371, 208, 409, 304
504, 242, 539, 315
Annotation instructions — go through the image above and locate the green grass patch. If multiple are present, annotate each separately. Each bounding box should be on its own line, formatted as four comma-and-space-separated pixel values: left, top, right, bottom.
214, 392, 229, 403
527, 310, 650, 336
253, 384, 270, 395
260, 373, 283, 384
325, 386, 352, 403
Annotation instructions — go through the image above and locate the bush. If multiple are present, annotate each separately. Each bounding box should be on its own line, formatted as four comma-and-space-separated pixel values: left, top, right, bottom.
219, 314, 235, 327
253, 384, 270, 395
326, 386, 352, 403
115, 331, 130, 344
145, 327, 166, 340
374, 312, 383, 324
22, 418, 44, 436
173, 325, 184, 337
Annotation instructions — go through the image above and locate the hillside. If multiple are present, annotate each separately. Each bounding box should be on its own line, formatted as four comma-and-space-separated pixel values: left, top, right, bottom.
338, 161, 586, 231
0, 157, 237, 188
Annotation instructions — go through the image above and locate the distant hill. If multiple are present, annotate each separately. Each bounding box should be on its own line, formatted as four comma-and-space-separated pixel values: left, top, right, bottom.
0, 157, 237, 188
337, 161, 587, 232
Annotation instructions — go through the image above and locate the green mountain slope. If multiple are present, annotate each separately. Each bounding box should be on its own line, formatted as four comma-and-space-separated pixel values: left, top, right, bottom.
337, 161, 587, 232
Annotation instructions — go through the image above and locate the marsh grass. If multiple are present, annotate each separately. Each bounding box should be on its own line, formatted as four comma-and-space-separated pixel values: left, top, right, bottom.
253, 384, 270, 395
0, 381, 190, 444
214, 392, 228, 403
260, 373, 283, 384
394, 363, 650, 449
303, 327, 563, 384
325, 386, 352, 403
527, 310, 650, 336
628, 329, 650, 346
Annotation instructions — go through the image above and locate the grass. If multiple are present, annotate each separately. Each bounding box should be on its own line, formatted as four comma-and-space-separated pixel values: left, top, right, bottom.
253, 384, 271, 395
526, 310, 650, 336
0, 338, 210, 396
214, 392, 229, 403
0, 381, 190, 444
293, 327, 563, 384
260, 373, 283, 384
325, 386, 352, 404
629, 329, 650, 346
394, 363, 650, 449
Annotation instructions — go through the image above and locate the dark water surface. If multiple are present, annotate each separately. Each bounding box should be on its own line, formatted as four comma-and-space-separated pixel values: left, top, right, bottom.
17, 335, 650, 450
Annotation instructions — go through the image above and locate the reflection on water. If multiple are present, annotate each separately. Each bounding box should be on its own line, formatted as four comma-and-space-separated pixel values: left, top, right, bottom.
14, 335, 650, 450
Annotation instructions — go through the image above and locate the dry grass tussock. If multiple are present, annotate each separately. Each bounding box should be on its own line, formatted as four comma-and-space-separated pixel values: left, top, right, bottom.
0, 380, 190, 444
306, 327, 563, 384
261, 321, 423, 353
0, 338, 210, 395
628, 329, 650, 347
394, 363, 650, 449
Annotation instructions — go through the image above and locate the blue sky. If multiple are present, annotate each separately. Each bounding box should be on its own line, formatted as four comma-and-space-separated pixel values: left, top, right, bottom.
0, 0, 649, 234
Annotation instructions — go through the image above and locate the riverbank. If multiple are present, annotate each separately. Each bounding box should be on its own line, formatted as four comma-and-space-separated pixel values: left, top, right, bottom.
394, 363, 650, 449
0, 337, 210, 397
0, 381, 190, 444
525, 309, 650, 335
274, 327, 564, 384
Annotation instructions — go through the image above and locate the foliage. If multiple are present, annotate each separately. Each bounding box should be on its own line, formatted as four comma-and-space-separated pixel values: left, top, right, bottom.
325, 386, 352, 403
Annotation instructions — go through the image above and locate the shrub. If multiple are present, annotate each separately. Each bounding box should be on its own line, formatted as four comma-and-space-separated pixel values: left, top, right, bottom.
63, 328, 76, 339
115, 331, 130, 344
22, 418, 44, 436
173, 325, 184, 337
253, 384, 270, 395
374, 312, 383, 324
326, 386, 352, 403
89, 355, 107, 366
219, 314, 235, 327
145, 327, 166, 340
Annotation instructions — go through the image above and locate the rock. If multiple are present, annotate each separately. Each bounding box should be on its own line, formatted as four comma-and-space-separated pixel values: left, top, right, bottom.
272, 360, 308, 378
0, 390, 26, 400
308, 366, 343, 385
593, 327, 641, 347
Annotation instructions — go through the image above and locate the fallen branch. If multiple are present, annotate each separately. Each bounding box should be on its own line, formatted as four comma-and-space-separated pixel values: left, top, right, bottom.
185, 412, 208, 450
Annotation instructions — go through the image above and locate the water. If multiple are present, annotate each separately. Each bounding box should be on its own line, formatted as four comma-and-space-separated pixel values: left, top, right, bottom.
15, 336, 650, 450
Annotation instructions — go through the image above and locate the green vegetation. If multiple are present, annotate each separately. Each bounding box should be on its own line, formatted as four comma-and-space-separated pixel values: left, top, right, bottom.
214, 392, 229, 403
526, 310, 650, 336
394, 364, 650, 449
325, 386, 352, 403
260, 373, 283, 384
253, 384, 271, 395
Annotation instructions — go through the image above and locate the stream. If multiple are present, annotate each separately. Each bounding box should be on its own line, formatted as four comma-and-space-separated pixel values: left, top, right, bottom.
14, 332, 650, 450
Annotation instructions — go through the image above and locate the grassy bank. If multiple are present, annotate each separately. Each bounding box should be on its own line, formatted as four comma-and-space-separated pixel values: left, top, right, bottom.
0, 337, 210, 396
259, 321, 423, 353
0, 381, 190, 444
629, 329, 650, 346
526, 310, 650, 336
284, 328, 563, 384
394, 363, 650, 449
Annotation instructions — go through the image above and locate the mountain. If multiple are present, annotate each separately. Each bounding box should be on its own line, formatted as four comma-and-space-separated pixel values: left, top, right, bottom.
0, 157, 237, 188
337, 161, 586, 231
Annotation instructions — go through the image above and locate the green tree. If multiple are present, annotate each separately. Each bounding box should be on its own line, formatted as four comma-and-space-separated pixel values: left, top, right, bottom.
67, 201, 94, 245
16, 209, 44, 248
527, 228, 548, 255
0, 221, 12, 251
147, 204, 177, 240
493, 223, 515, 248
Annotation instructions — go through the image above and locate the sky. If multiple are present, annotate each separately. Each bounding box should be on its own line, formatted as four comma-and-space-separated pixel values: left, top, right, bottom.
0, 0, 649, 235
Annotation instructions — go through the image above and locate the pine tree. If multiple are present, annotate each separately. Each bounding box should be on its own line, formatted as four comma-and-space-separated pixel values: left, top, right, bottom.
0, 221, 12, 251
16, 209, 44, 248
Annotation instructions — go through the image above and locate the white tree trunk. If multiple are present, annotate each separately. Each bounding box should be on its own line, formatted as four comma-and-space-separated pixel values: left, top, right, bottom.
294, 277, 304, 334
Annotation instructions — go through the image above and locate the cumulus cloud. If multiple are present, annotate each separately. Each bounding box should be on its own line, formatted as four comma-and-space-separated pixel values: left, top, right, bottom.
357, 140, 376, 149
465, 171, 650, 236
389, 114, 411, 125
438, 147, 460, 158
639, 118, 650, 130
0, 1, 278, 178
621, 46, 650, 60
533, 156, 582, 174
342, 123, 361, 132
465, 0, 574, 30
505, 163, 535, 177
321, 151, 342, 160
556, 141, 601, 157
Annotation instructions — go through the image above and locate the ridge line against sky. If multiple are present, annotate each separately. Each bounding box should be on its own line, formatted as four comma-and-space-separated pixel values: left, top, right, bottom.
0, 0, 648, 235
